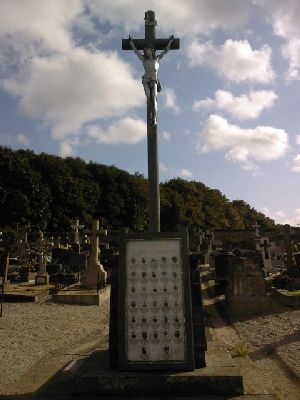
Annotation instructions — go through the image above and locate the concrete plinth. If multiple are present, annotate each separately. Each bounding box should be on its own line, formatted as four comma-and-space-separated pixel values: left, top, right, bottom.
52, 286, 110, 306
42, 331, 246, 398
35, 274, 50, 285
227, 294, 272, 318
2, 283, 54, 302
80, 261, 107, 289
43, 345, 244, 397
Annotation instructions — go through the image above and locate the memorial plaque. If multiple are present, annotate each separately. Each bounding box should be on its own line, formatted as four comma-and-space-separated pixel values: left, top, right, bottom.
118, 230, 194, 371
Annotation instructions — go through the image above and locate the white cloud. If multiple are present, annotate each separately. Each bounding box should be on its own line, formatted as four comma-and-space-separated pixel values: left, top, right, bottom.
59, 137, 80, 158
86, 117, 146, 145
17, 134, 30, 146
159, 163, 168, 172
290, 154, 300, 172
196, 114, 289, 170
162, 87, 180, 114
260, 206, 300, 226
88, 0, 252, 35
193, 90, 277, 120
187, 39, 275, 83
0, 0, 83, 57
281, 38, 300, 80
257, 0, 300, 80
257, 0, 300, 38
296, 135, 300, 145
2, 48, 144, 140
161, 131, 171, 142
179, 169, 193, 179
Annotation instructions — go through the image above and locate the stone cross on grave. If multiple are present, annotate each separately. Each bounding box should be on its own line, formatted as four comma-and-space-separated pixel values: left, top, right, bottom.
37, 230, 46, 275
71, 218, 84, 244
252, 222, 260, 239
260, 238, 271, 260
80, 219, 107, 289
122, 10, 180, 232
71, 218, 84, 253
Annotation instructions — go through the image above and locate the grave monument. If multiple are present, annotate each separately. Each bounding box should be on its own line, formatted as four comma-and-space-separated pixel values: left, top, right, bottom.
80, 219, 107, 289
109, 10, 206, 380
71, 218, 84, 253
226, 256, 271, 318
35, 230, 50, 285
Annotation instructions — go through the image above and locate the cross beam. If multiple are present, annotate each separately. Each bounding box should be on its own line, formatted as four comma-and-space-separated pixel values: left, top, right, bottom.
122, 10, 180, 52
122, 38, 180, 51
122, 10, 180, 233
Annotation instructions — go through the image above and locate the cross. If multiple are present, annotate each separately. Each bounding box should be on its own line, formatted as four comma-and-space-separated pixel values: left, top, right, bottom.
260, 239, 271, 260
252, 222, 260, 238
71, 218, 84, 244
89, 220, 108, 264
122, 10, 180, 233
122, 11, 180, 51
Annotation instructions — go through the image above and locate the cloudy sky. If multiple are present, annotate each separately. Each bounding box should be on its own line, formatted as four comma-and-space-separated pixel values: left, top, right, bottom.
1, 0, 300, 226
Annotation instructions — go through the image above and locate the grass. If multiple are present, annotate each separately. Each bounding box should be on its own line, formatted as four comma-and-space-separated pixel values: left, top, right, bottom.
287, 290, 300, 296
231, 343, 250, 358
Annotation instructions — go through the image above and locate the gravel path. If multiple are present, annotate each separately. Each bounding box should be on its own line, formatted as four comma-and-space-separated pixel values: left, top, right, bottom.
211, 296, 300, 400
0, 291, 299, 399
0, 297, 110, 396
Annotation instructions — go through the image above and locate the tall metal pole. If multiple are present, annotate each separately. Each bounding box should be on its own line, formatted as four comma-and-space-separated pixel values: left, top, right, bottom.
147, 113, 160, 232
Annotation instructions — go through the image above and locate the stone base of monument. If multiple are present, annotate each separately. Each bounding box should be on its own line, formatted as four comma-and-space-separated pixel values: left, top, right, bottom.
52, 285, 110, 306
2, 282, 54, 302
41, 338, 244, 397
35, 274, 50, 286
226, 294, 272, 318
272, 287, 300, 307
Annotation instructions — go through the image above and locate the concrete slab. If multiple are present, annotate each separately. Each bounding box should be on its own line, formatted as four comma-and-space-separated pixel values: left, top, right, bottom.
2, 283, 54, 302
41, 335, 244, 398
52, 286, 110, 306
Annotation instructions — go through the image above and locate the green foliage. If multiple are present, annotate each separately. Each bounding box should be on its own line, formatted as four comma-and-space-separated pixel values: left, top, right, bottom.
0, 146, 276, 233
231, 343, 250, 358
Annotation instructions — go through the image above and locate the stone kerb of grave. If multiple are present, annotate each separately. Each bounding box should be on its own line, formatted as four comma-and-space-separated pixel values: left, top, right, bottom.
226, 256, 271, 318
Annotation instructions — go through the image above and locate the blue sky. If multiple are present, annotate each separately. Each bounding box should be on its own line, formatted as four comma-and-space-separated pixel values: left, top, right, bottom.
1, 0, 300, 226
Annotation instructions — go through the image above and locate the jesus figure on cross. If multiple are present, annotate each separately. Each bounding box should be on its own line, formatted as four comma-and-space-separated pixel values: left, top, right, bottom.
129, 34, 174, 125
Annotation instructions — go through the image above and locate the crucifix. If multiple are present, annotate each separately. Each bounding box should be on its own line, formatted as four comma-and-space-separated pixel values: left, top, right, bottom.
122, 10, 180, 232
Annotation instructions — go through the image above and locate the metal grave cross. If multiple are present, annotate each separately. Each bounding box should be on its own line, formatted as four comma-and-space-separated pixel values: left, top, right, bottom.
122, 10, 180, 232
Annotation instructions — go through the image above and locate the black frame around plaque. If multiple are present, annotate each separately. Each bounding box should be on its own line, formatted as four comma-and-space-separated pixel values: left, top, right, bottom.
118, 228, 195, 371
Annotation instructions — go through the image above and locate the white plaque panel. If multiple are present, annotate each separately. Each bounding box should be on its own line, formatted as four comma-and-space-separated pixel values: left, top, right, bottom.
125, 238, 187, 363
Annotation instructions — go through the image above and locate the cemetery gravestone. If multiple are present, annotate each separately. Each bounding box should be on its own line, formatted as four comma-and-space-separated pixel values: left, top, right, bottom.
257, 236, 272, 274
226, 256, 271, 318
35, 230, 50, 285
80, 220, 107, 289
71, 218, 84, 253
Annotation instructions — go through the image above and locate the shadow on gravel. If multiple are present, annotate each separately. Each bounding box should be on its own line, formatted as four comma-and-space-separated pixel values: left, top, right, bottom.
250, 329, 300, 362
